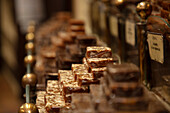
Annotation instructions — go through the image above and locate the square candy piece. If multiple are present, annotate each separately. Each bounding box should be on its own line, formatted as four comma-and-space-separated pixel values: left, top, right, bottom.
63, 82, 89, 95
87, 58, 113, 68
86, 46, 112, 58
45, 94, 65, 112
58, 70, 74, 83
71, 64, 87, 73
76, 35, 97, 46
91, 67, 107, 79
76, 73, 98, 86
106, 63, 140, 82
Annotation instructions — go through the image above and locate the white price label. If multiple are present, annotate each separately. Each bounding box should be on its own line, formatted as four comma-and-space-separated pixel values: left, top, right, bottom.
109, 16, 118, 37
147, 33, 164, 64
125, 20, 136, 46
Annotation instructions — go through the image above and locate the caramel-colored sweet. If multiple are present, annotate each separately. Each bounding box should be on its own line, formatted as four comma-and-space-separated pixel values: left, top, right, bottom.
76, 35, 97, 46
86, 46, 112, 58
91, 67, 107, 79
69, 19, 84, 25
107, 63, 140, 82
87, 58, 113, 68
63, 81, 89, 95
45, 94, 65, 112
76, 73, 97, 86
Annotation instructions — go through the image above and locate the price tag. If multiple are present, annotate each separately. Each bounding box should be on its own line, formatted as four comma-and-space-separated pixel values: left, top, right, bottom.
125, 20, 136, 46
147, 33, 164, 64
109, 16, 118, 38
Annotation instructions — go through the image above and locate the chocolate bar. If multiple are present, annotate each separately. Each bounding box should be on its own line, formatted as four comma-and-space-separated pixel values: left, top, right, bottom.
66, 44, 84, 60
62, 81, 89, 95
86, 46, 112, 58
69, 19, 84, 26
58, 70, 74, 85
106, 63, 140, 82
76, 73, 99, 86
91, 67, 107, 79
69, 25, 85, 32
109, 81, 143, 97
76, 35, 97, 46
46, 80, 60, 95
87, 58, 113, 68
71, 64, 87, 71
71, 64, 88, 80
45, 94, 65, 112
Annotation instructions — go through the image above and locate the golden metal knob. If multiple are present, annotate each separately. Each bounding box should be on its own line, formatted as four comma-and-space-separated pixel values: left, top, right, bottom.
22, 73, 37, 88
25, 42, 34, 51
24, 55, 35, 64
136, 1, 152, 21
26, 33, 34, 41
28, 26, 35, 33
18, 103, 39, 113
27, 21, 36, 33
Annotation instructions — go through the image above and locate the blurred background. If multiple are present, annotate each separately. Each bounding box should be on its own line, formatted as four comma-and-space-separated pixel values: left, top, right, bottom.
0, 0, 72, 112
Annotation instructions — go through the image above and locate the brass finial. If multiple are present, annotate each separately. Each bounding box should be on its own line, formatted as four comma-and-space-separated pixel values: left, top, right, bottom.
136, 1, 152, 21
22, 73, 37, 88
26, 33, 34, 41
24, 55, 35, 64
18, 103, 39, 113
25, 42, 34, 52
27, 21, 36, 33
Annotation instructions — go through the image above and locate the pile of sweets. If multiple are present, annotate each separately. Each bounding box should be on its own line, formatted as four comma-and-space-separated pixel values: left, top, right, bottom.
35, 12, 169, 113
36, 46, 114, 113
34, 12, 100, 86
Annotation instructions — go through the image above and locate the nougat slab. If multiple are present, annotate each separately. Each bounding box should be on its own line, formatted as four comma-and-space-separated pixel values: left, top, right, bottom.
108, 80, 143, 97
62, 81, 89, 95
45, 94, 65, 112
76, 73, 99, 86
71, 64, 87, 73
87, 58, 113, 68
106, 63, 140, 82
86, 46, 112, 58
58, 70, 74, 82
76, 35, 97, 46
91, 67, 107, 79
